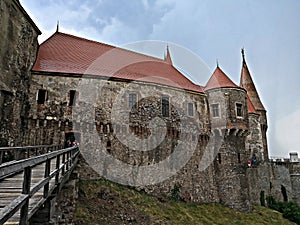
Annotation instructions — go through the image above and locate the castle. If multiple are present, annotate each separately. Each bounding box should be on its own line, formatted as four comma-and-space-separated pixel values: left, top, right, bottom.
1, 0, 299, 213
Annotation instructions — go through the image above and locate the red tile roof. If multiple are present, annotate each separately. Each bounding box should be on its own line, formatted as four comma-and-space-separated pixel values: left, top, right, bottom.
246, 94, 258, 114
204, 66, 239, 91
32, 32, 204, 93
240, 61, 265, 111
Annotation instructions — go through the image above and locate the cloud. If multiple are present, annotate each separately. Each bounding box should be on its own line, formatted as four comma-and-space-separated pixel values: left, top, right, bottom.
276, 109, 300, 156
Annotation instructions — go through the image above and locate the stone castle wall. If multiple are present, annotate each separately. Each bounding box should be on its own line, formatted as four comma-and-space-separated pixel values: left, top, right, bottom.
1, 0, 299, 216
26, 73, 256, 211
0, 0, 40, 147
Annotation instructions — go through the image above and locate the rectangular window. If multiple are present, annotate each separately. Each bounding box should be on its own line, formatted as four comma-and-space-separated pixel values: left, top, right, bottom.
129, 93, 137, 111
37, 89, 47, 104
188, 102, 194, 117
236, 103, 243, 117
69, 90, 77, 106
211, 104, 219, 117
162, 96, 169, 117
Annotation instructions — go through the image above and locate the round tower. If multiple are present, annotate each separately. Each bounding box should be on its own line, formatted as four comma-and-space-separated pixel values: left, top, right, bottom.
240, 49, 268, 160
205, 65, 251, 212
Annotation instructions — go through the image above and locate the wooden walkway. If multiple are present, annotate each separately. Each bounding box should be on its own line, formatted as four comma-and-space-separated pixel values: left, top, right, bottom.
0, 145, 80, 225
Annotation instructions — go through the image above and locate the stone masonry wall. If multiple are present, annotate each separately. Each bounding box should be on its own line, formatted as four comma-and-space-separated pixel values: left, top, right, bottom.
246, 114, 264, 161
27, 73, 254, 211
0, 0, 40, 147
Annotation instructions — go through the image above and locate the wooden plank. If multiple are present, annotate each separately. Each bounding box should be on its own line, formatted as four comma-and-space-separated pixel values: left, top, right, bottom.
0, 146, 79, 224
0, 194, 28, 225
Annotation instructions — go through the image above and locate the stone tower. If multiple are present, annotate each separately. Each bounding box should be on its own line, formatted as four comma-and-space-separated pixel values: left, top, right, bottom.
240, 49, 268, 160
0, 0, 40, 147
205, 66, 251, 212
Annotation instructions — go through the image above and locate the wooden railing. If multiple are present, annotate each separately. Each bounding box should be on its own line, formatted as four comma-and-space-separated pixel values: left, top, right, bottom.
0, 145, 80, 225
0, 145, 62, 165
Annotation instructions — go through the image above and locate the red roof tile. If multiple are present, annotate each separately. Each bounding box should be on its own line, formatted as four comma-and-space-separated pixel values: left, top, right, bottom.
240, 61, 265, 111
32, 32, 204, 93
164, 46, 172, 64
204, 66, 239, 91
246, 94, 258, 114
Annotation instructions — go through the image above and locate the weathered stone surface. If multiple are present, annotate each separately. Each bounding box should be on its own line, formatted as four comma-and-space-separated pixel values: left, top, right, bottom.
0, 0, 40, 147
2, 1, 300, 222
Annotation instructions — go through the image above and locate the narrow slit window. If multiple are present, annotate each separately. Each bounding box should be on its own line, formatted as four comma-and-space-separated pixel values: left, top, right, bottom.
128, 93, 137, 111
236, 103, 243, 117
238, 153, 241, 163
162, 96, 169, 117
211, 104, 219, 117
37, 89, 47, 104
69, 90, 77, 106
188, 102, 194, 117
217, 153, 222, 164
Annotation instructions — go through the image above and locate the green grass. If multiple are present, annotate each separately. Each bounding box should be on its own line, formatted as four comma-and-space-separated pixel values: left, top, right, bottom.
74, 179, 296, 225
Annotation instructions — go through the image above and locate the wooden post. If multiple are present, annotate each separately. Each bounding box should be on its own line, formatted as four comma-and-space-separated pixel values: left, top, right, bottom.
20, 166, 31, 225
44, 159, 51, 198
55, 155, 60, 185
62, 153, 66, 175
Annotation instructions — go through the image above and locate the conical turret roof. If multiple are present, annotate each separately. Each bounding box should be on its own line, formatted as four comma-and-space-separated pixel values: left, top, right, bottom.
240, 49, 265, 111
205, 66, 239, 91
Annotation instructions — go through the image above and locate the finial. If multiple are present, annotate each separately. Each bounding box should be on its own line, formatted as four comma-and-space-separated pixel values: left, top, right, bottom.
241, 47, 245, 63
164, 44, 172, 64
216, 59, 219, 67
56, 21, 59, 32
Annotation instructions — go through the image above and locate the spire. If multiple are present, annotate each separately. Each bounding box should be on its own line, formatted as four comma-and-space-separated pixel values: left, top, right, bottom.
56, 21, 59, 32
240, 48, 265, 111
164, 45, 172, 64
241, 47, 246, 65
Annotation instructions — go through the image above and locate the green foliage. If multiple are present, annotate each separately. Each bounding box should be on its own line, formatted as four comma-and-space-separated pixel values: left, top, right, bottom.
170, 183, 182, 201
260, 191, 265, 206
266, 195, 300, 224
75, 179, 295, 225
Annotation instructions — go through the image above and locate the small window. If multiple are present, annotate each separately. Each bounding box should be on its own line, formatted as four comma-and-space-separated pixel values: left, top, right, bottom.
37, 89, 47, 104
106, 140, 111, 153
129, 93, 137, 111
238, 153, 241, 163
236, 103, 243, 117
188, 102, 194, 117
69, 90, 77, 106
211, 104, 219, 117
217, 153, 221, 164
162, 96, 169, 117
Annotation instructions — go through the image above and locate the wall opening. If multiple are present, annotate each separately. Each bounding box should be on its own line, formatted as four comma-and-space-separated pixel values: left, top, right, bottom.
107, 140, 111, 153
68, 90, 77, 106
162, 96, 169, 117
37, 89, 47, 104
64, 132, 81, 147
281, 185, 288, 202
217, 153, 221, 164
237, 153, 241, 163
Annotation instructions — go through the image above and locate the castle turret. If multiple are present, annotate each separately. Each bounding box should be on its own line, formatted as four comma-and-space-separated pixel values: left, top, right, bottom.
205, 65, 251, 212
240, 49, 268, 160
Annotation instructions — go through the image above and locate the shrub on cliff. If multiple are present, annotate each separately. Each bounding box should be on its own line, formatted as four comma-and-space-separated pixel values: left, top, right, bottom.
266, 195, 300, 224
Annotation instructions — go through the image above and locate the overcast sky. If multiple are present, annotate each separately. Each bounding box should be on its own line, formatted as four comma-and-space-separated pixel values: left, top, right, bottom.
20, 0, 300, 157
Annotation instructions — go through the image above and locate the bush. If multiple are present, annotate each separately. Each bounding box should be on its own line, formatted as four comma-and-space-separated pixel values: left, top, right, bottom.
170, 183, 182, 201
282, 201, 300, 224
266, 195, 300, 224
